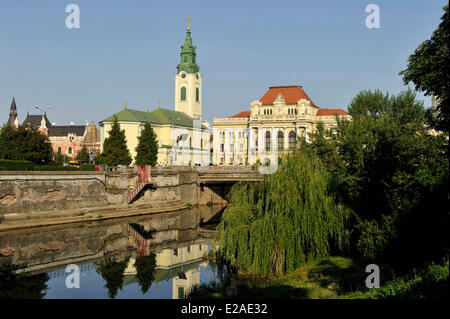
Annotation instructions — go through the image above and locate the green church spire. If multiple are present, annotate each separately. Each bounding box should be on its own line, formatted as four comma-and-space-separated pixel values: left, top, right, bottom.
177, 18, 200, 74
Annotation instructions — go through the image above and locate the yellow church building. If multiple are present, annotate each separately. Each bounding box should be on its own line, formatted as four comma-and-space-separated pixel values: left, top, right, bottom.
212, 85, 351, 166
99, 23, 211, 166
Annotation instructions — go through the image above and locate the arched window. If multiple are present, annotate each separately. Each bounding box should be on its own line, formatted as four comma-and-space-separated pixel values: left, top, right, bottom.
270, 109, 272, 115
277, 131, 284, 151
180, 87, 186, 101
289, 131, 296, 150
57, 147, 61, 154
288, 109, 291, 115
196, 88, 199, 102
68, 147, 72, 155
265, 131, 271, 152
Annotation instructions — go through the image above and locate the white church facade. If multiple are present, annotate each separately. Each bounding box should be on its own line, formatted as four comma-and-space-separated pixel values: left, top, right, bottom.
99, 22, 211, 166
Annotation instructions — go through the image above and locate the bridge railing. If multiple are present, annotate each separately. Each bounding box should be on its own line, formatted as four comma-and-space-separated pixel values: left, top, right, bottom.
195, 165, 254, 173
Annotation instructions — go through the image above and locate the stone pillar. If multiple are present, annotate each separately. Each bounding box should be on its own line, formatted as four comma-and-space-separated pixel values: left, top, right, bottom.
284, 127, 289, 150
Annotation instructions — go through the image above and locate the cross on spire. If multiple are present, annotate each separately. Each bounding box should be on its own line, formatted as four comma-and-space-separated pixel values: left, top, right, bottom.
124, 101, 128, 109
185, 17, 191, 31
157, 101, 161, 109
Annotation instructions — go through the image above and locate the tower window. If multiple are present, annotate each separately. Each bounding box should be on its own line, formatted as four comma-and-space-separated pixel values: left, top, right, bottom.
181, 87, 186, 101
196, 88, 199, 102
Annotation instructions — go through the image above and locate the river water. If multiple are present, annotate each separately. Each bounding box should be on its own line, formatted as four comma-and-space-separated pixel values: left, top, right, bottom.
0, 206, 226, 299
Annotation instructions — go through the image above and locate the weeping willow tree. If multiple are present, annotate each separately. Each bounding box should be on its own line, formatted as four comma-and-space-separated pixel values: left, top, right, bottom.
215, 147, 351, 276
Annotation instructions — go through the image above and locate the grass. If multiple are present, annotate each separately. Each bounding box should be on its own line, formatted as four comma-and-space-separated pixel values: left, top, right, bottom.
188, 256, 449, 299
188, 256, 372, 299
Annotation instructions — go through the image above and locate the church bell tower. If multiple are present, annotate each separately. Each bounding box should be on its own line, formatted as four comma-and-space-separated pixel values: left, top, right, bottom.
175, 18, 202, 120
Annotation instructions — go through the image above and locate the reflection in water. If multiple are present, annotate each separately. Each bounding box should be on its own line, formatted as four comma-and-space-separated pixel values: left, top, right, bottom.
0, 262, 49, 299
96, 257, 130, 299
0, 206, 224, 299
134, 255, 156, 294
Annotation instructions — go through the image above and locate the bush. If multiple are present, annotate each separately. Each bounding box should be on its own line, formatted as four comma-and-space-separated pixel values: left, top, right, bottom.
0, 159, 78, 171
80, 163, 96, 171
374, 260, 449, 299
0, 159, 34, 170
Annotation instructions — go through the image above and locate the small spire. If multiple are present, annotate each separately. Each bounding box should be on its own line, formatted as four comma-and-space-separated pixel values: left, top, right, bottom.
8, 96, 18, 126
124, 101, 128, 109
185, 17, 191, 31
157, 101, 161, 109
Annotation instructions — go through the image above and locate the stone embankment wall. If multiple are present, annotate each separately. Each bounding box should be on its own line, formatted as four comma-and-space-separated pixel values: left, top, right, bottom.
0, 208, 202, 273
0, 168, 229, 217
0, 172, 117, 215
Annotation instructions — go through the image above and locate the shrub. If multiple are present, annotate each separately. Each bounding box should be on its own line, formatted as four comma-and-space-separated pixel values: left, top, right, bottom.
0, 159, 77, 171
375, 260, 449, 299
80, 163, 96, 171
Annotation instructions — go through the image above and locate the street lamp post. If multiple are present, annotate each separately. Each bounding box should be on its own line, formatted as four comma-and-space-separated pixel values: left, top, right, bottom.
35, 105, 54, 164
34, 105, 53, 115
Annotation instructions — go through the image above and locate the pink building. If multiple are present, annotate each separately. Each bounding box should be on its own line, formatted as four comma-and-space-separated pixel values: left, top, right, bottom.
21, 112, 100, 160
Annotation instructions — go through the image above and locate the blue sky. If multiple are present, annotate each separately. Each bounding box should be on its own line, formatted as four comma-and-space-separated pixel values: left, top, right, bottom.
0, 0, 446, 126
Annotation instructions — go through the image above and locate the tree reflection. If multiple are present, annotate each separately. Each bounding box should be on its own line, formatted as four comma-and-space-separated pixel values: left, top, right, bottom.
0, 262, 49, 299
134, 253, 156, 294
96, 257, 130, 299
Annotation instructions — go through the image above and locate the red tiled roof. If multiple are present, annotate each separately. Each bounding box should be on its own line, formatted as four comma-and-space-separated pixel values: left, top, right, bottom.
259, 86, 317, 107
316, 108, 349, 116
229, 111, 251, 118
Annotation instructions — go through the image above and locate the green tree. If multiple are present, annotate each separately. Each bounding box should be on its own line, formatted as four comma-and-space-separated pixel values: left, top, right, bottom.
53, 148, 65, 165
96, 257, 130, 299
216, 147, 350, 276
0, 124, 52, 164
76, 146, 90, 161
134, 254, 156, 294
399, 5, 449, 132
95, 116, 132, 166
135, 122, 158, 166
308, 89, 448, 273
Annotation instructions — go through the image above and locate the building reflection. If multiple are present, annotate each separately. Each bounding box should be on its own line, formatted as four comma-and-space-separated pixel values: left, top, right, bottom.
125, 223, 212, 299
0, 208, 219, 299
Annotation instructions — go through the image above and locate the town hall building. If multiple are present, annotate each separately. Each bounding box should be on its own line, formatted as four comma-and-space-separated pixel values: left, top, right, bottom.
212, 85, 351, 166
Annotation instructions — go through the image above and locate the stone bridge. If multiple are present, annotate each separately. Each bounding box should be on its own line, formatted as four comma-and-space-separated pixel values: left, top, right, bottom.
0, 166, 263, 217
195, 166, 263, 184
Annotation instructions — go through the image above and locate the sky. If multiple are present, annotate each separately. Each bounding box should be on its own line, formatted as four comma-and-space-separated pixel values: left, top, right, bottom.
0, 0, 446, 126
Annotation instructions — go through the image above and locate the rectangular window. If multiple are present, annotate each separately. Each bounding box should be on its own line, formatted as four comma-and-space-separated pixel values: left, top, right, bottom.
178, 287, 185, 299
220, 144, 224, 152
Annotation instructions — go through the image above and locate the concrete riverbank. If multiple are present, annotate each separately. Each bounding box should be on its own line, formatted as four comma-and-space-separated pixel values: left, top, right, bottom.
0, 166, 260, 231
0, 200, 191, 233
